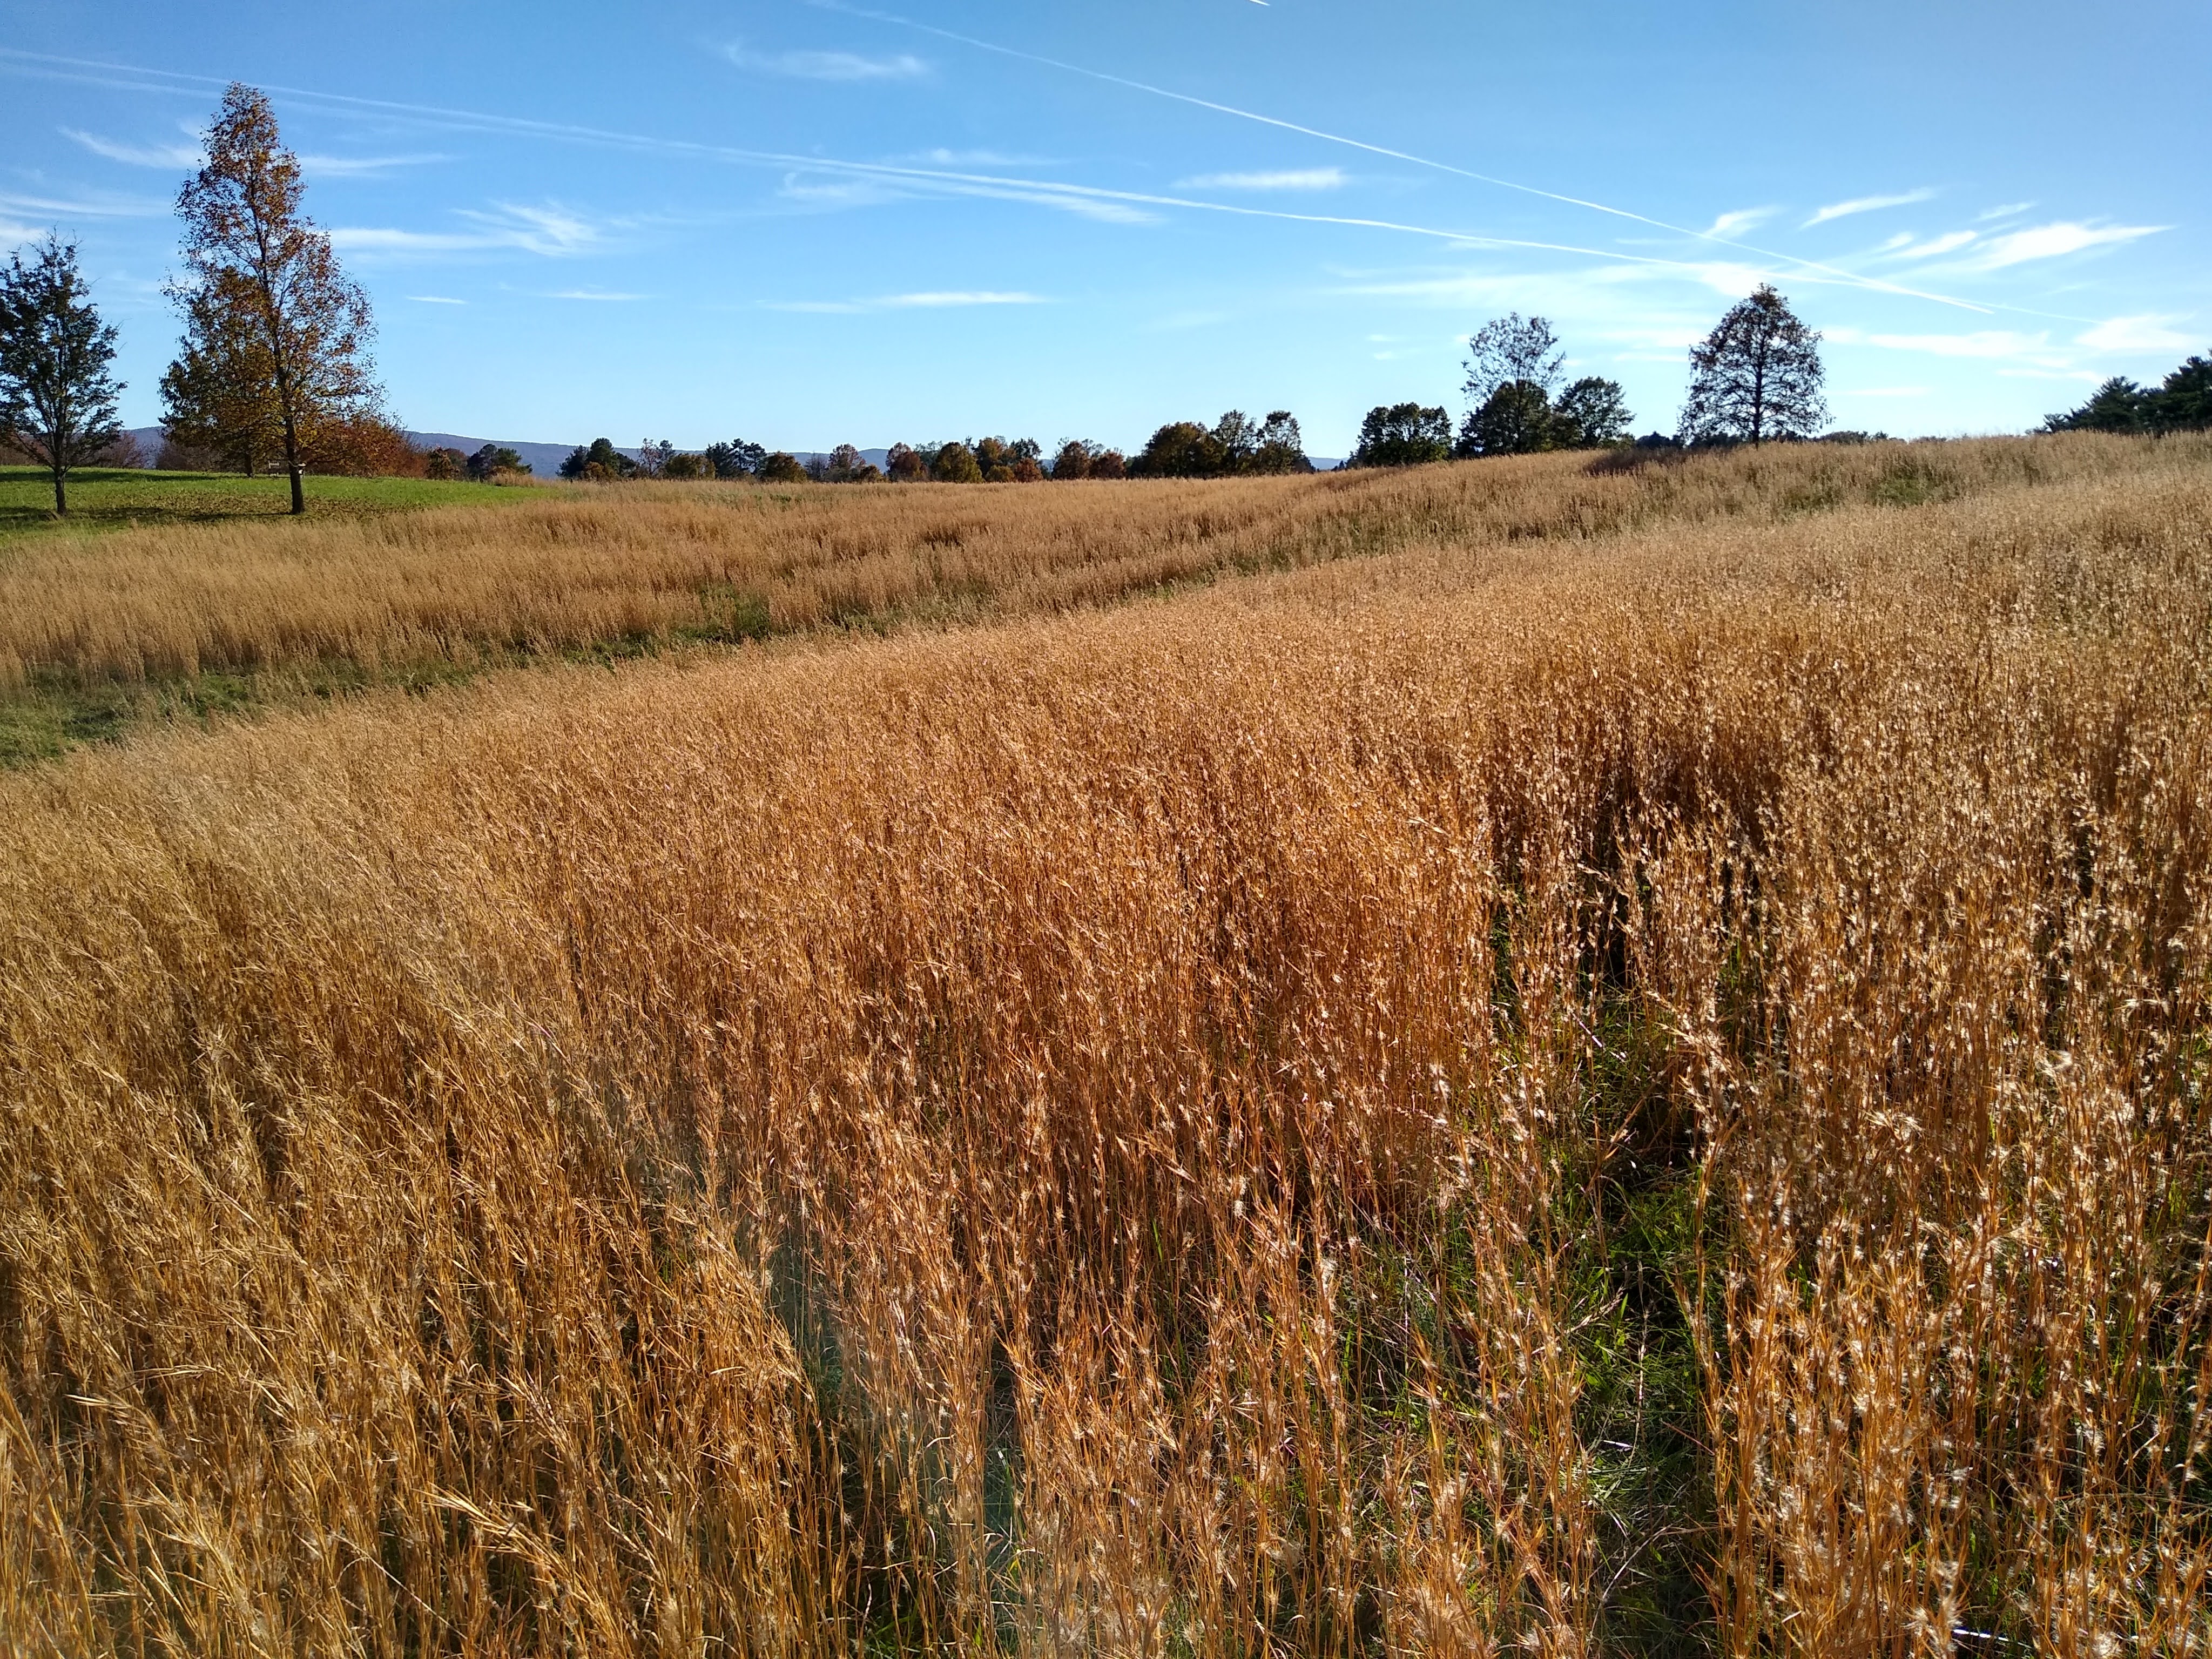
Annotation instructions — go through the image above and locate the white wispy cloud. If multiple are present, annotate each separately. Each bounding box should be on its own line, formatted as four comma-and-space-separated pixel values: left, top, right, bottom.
1702, 207, 1777, 239
66, 122, 443, 183
725, 41, 928, 80
767, 289, 1047, 313
779, 167, 1154, 225
1340, 254, 1804, 315
908, 148, 1053, 168
1961, 220, 2167, 270
1006, 190, 1154, 224
329, 228, 484, 253
1833, 327, 2058, 362
549, 288, 646, 301
1804, 188, 1936, 227
1145, 309, 1233, 332
2075, 314, 2197, 354
62, 126, 200, 167
779, 176, 904, 210
1977, 201, 2036, 221
461, 202, 602, 252
406, 294, 466, 305
881, 290, 1043, 307
298, 152, 447, 178
0, 186, 167, 220
1826, 314, 2200, 381
1176, 167, 1346, 192
332, 201, 610, 259
20, 44, 2017, 315
1883, 230, 1978, 262
66, 121, 440, 178
1839, 386, 1933, 398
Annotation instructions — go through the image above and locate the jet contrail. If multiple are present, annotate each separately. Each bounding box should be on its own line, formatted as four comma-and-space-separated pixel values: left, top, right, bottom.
0, 48, 1799, 274
801, 0, 2011, 314
0, 43, 2000, 314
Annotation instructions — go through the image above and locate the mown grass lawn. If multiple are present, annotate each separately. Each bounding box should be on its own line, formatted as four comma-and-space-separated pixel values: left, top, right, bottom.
0, 466, 545, 543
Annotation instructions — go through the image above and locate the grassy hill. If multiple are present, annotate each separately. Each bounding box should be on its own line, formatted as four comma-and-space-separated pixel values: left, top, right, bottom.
2, 436, 2192, 766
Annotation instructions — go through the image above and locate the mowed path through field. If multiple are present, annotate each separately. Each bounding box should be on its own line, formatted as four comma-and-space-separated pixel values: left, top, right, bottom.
1, 435, 2193, 724
4, 444, 2211, 1654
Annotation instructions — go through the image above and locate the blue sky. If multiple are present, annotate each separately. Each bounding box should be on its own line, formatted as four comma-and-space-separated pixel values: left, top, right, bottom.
4, 0, 2205, 455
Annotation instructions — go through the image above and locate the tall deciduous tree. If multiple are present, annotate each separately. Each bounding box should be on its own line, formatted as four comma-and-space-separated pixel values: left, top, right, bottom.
1211, 410, 1259, 473
158, 322, 282, 476
166, 84, 380, 514
1458, 315, 1575, 458
1464, 314, 1565, 409
1249, 410, 1310, 474
1678, 285, 1827, 446
929, 442, 982, 484
1552, 376, 1633, 448
1350, 403, 1452, 468
1456, 382, 1556, 458
0, 234, 125, 516
1130, 421, 1226, 478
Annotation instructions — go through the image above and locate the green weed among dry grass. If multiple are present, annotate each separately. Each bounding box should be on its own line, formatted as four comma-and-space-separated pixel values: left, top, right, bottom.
2, 441, 2209, 1656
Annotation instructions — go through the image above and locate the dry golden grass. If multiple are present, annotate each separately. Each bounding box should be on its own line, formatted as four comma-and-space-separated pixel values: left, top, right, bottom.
2, 441, 2210, 1656
0, 434, 2198, 693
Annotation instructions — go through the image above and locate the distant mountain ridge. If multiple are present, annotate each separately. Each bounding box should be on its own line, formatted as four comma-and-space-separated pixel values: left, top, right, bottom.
402, 433, 600, 477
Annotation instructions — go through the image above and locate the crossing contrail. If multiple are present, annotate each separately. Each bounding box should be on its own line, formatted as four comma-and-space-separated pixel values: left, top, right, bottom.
801, 0, 2006, 314
0, 43, 2000, 313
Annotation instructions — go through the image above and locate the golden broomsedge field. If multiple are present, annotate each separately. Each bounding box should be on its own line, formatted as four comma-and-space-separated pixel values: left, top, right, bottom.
2, 437, 2210, 1656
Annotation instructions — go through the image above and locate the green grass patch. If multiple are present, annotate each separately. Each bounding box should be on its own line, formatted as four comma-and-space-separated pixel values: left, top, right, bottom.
0, 466, 543, 543
0, 675, 262, 768
0, 657, 499, 768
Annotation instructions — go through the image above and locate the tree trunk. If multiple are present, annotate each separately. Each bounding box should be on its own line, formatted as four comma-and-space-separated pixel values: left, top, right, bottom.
51, 461, 67, 517
280, 402, 304, 515
1751, 338, 1769, 447
253, 206, 306, 515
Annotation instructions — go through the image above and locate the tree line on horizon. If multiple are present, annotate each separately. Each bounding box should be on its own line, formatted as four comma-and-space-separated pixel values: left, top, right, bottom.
4, 82, 2209, 515
555, 410, 1317, 487
2042, 356, 2212, 436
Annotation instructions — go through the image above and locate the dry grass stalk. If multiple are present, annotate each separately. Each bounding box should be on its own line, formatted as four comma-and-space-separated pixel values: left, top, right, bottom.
1, 447, 2208, 1655
0, 434, 2199, 696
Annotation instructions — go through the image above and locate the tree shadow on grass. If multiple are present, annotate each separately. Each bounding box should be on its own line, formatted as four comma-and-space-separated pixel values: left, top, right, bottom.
0, 469, 309, 539
0, 468, 510, 543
